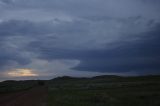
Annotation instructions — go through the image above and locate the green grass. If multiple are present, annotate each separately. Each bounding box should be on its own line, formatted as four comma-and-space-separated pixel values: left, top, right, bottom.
1, 75, 160, 106
47, 76, 160, 106
0, 80, 38, 93
48, 89, 113, 106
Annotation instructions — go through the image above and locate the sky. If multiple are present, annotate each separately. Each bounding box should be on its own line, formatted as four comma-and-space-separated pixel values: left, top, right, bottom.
0, 0, 160, 81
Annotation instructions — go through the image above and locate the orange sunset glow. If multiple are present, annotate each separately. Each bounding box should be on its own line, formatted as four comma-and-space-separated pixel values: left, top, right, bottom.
7, 69, 38, 77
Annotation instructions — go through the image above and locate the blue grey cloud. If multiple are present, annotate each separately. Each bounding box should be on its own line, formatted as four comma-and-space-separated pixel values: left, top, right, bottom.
26, 23, 160, 75
0, 0, 14, 4
0, 0, 160, 80
73, 27, 160, 74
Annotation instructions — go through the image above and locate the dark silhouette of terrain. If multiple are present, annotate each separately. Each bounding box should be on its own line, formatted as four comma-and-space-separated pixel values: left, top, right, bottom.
0, 75, 160, 106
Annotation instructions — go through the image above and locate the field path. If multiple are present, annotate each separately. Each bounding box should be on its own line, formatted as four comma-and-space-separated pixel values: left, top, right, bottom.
0, 87, 47, 106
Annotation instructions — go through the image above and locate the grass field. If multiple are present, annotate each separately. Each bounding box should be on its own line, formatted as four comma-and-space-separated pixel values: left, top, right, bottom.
0, 80, 38, 93
47, 75, 160, 106
0, 75, 160, 106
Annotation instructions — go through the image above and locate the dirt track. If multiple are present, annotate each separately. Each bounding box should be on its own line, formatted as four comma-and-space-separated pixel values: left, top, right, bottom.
0, 87, 47, 106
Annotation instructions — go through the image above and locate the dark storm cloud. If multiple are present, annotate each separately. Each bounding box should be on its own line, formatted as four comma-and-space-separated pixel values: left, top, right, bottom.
0, 20, 54, 36
0, 20, 56, 71
24, 23, 160, 75
0, 46, 31, 70
73, 25, 160, 74
0, 0, 13, 4
1, 18, 159, 75
0, 0, 160, 78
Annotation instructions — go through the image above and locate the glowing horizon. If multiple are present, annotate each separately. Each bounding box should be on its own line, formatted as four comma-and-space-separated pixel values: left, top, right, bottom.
7, 69, 38, 77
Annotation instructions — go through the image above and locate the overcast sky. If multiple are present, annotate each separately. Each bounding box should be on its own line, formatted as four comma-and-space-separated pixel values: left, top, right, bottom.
0, 0, 160, 81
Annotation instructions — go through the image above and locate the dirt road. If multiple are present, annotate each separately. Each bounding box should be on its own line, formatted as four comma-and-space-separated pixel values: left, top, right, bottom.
0, 87, 47, 106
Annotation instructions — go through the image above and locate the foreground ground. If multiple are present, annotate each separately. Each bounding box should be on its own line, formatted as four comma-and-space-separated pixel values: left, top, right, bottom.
48, 76, 160, 106
0, 87, 47, 106
0, 75, 160, 106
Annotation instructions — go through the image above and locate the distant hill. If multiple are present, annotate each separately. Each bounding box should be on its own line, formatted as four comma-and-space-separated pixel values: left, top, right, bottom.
92, 75, 122, 79
51, 76, 88, 81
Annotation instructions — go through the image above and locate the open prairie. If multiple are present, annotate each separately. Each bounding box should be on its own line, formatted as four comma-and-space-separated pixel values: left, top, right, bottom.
0, 75, 160, 106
